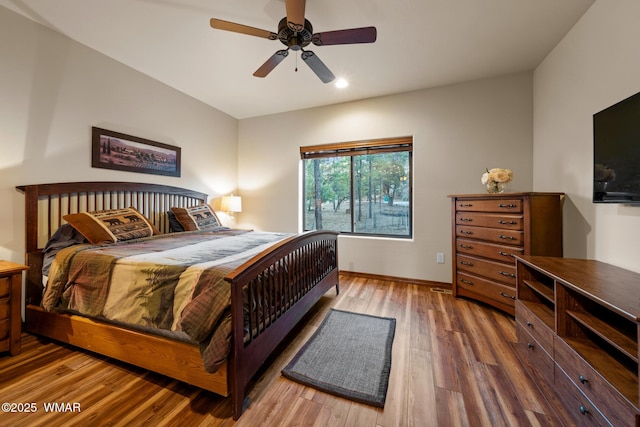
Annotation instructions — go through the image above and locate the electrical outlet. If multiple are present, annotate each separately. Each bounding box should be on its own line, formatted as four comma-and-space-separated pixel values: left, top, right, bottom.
436, 252, 445, 264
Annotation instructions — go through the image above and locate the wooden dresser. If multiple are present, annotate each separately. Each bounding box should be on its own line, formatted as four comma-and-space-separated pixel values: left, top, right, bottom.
449, 192, 563, 315
0, 261, 28, 356
515, 256, 640, 426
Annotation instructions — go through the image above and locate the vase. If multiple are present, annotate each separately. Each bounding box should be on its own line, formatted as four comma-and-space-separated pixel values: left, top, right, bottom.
594, 181, 608, 192
486, 182, 507, 194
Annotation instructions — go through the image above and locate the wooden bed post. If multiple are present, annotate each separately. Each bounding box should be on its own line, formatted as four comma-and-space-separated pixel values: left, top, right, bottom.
20, 184, 40, 253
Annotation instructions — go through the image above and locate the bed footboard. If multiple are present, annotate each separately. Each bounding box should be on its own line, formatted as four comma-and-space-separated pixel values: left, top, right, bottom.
225, 230, 339, 419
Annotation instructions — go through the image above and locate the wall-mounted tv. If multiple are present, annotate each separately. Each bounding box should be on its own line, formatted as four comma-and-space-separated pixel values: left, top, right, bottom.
593, 90, 640, 204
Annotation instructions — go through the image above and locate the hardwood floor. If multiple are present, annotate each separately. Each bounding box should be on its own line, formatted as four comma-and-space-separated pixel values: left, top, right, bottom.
0, 275, 564, 426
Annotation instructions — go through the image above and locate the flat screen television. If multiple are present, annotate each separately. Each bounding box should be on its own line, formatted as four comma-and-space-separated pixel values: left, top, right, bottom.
593, 90, 640, 204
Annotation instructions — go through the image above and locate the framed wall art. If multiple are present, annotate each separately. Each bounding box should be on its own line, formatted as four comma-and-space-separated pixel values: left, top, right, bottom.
91, 127, 181, 177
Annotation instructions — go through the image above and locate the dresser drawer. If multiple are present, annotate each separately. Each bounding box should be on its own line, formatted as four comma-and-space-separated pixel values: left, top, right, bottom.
456, 225, 523, 246
456, 254, 517, 285
0, 298, 9, 320
0, 276, 9, 298
454, 199, 523, 213
456, 272, 515, 308
455, 212, 523, 230
555, 336, 637, 426
456, 238, 523, 263
554, 363, 614, 427
0, 318, 8, 340
515, 300, 554, 354
514, 322, 554, 385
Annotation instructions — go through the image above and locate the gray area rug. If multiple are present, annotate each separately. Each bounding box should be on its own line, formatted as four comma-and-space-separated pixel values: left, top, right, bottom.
282, 308, 396, 407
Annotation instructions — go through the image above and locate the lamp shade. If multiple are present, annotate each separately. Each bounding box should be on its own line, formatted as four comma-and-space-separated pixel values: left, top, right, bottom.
221, 195, 242, 213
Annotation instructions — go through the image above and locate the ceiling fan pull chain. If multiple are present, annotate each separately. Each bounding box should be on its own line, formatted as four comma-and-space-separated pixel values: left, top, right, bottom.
295, 52, 298, 72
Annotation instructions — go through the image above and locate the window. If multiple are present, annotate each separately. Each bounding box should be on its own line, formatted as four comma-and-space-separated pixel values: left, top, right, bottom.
301, 137, 412, 238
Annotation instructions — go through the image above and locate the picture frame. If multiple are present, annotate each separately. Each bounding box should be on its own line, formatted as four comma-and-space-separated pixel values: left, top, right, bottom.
91, 127, 181, 177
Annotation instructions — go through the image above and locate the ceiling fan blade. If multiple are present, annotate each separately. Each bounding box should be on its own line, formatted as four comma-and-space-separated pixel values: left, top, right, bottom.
285, 0, 306, 32
301, 50, 335, 83
253, 50, 289, 78
210, 18, 277, 40
312, 26, 377, 46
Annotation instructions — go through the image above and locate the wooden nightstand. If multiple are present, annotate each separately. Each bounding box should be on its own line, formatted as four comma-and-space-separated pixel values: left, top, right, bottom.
0, 261, 28, 356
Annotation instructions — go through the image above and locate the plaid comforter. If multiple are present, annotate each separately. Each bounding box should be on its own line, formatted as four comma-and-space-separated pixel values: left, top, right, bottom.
43, 229, 290, 372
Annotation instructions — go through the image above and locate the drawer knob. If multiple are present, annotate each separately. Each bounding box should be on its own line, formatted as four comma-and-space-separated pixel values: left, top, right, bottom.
499, 271, 516, 278
461, 279, 473, 285
500, 292, 515, 300
498, 235, 517, 240
460, 261, 473, 266
498, 251, 512, 257
498, 203, 517, 208
579, 375, 589, 384
460, 244, 473, 249
460, 230, 473, 235
579, 405, 589, 415
498, 220, 517, 225
526, 322, 533, 328
459, 218, 473, 222
527, 342, 534, 349
459, 203, 473, 207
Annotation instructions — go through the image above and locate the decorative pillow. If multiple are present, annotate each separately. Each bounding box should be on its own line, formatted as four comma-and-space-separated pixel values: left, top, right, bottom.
42, 223, 88, 276
167, 210, 185, 232
170, 204, 221, 231
63, 207, 157, 244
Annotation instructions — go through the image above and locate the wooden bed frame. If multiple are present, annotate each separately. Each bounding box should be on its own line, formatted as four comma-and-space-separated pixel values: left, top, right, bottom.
16, 181, 339, 420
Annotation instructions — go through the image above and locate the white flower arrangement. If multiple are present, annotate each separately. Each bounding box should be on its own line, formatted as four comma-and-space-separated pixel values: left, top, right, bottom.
482, 168, 513, 192
482, 168, 513, 185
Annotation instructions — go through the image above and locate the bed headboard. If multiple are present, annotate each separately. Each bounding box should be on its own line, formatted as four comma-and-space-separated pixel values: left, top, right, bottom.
17, 181, 208, 252
16, 181, 208, 305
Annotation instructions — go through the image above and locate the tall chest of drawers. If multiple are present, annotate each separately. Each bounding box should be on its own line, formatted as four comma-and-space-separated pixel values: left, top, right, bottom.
449, 192, 563, 315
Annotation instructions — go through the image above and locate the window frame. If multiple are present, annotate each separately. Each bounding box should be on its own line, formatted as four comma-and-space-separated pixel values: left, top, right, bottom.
300, 136, 413, 238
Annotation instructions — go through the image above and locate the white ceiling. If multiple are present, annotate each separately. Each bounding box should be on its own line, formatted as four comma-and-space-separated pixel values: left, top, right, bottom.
2, 0, 594, 119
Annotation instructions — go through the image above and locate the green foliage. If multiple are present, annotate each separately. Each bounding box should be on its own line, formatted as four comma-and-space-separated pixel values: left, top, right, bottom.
304, 151, 410, 235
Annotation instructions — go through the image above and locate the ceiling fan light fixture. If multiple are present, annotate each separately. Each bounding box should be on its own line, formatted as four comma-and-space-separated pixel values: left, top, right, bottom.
335, 78, 349, 89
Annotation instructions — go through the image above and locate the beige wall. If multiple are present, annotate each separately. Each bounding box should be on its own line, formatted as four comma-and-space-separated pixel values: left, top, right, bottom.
533, 0, 640, 273
0, 7, 239, 264
238, 72, 534, 283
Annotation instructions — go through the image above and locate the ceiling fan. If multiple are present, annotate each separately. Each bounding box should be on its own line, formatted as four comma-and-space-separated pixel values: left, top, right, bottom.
210, 0, 377, 83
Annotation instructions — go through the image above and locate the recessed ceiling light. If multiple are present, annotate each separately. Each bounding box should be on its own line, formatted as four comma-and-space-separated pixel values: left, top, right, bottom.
335, 78, 349, 89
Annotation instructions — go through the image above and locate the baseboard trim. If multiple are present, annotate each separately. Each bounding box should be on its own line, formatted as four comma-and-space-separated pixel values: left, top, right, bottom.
338, 270, 452, 289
